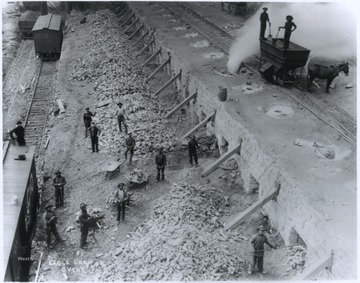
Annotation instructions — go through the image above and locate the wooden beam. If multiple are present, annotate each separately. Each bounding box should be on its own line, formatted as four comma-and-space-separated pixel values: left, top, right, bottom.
297, 250, 333, 280
142, 48, 161, 66
146, 54, 170, 80
124, 18, 139, 33
128, 24, 144, 40
118, 7, 131, 23
165, 91, 197, 119
136, 38, 155, 58
223, 184, 280, 231
117, 6, 129, 17
201, 141, 242, 178
181, 111, 216, 140
132, 30, 148, 48
121, 12, 134, 28
153, 70, 182, 97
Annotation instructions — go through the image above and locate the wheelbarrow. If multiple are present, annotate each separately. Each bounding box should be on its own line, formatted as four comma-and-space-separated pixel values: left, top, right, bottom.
126, 170, 149, 189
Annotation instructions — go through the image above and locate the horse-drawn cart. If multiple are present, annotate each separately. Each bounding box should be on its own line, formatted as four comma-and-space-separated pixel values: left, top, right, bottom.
259, 38, 310, 85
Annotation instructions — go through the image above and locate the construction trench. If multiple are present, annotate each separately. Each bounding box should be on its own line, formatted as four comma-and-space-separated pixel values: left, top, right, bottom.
123, 2, 356, 280
2, 2, 356, 281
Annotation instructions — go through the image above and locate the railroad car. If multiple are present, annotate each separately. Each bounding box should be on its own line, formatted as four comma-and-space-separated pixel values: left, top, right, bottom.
32, 14, 64, 60
18, 11, 40, 38
259, 38, 311, 85
3, 142, 39, 282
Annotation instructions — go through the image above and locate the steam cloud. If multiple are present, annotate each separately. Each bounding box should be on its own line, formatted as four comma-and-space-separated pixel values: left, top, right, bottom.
227, 2, 357, 74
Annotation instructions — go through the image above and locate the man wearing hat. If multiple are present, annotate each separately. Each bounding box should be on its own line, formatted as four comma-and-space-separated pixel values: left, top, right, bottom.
278, 15, 297, 49
79, 203, 93, 249
259, 7, 271, 40
116, 102, 128, 134
188, 135, 199, 167
88, 121, 102, 153
125, 133, 136, 164
83, 107, 96, 138
53, 170, 67, 208
115, 183, 129, 223
9, 121, 26, 146
249, 225, 277, 275
43, 204, 63, 249
155, 147, 167, 182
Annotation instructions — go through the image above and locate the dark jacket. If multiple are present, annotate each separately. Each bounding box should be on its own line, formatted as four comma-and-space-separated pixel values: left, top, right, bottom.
251, 233, 275, 256
188, 139, 199, 154
10, 125, 25, 139
260, 11, 269, 24
155, 153, 167, 167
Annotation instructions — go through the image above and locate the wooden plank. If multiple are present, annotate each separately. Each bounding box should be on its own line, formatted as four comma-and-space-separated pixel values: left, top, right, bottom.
44, 135, 50, 149
145, 54, 170, 80
142, 48, 161, 66
297, 250, 333, 280
223, 184, 280, 231
201, 141, 242, 178
165, 91, 197, 119
56, 98, 66, 113
136, 37, 155, 59
181, 111, 216, 140
153, 71, 182, 97
128, 23, 144, 40
124, 17, 139, 33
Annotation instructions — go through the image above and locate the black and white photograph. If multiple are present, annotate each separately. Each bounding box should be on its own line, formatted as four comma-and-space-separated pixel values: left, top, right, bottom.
1, 0, 357, 281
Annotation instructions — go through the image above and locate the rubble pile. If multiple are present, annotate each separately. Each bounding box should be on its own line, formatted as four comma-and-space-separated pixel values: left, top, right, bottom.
102, 183, 246, 281
68, 10, 180, 156
284, 245, 307, 276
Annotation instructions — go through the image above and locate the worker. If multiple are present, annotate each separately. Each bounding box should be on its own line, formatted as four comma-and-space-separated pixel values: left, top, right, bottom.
125, 133, 136, 164
116, 102, 128, 133
261, 212, 273, 234
188, 135, 199, 167
259, 7, 271, 40
9, 121, 26, 146
44, 204, 63, 249
155, 147, 167, 182
249, 225, 277, 275
83, 107, 96, 138
115, 183, 129, 224
79, 203, 93, 249
278, 15, 297, 49
53, 170, 67, 208
88, 122, 101, 153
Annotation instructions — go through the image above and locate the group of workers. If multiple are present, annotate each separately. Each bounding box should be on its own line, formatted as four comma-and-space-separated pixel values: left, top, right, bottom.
260, 7, 297, 49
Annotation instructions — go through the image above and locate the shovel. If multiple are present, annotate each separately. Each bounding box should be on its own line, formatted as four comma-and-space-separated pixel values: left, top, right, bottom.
267, 23, 272, 40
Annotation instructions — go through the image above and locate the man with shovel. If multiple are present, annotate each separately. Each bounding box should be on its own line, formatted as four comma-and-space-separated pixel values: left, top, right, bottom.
259, 7, 271, 40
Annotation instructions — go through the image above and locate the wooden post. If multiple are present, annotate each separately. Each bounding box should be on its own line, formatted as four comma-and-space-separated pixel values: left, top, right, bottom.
181, 111, 216, 140
201, 141, 242, 178
153, 70, 182, 97
146, 54, 171, 80
136, 38, 155, 58
142, 48, 162, 66
165, 91, 197, 119
34, 252, 43, 282
297, 250, 333, 280
223, 184, 280, 231
124, 18, 139, 33
128, 24, 144, 40
131, 30, 149, 48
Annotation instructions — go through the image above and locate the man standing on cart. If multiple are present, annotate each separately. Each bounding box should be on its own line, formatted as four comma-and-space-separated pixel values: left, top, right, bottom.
259, 7, 271, 40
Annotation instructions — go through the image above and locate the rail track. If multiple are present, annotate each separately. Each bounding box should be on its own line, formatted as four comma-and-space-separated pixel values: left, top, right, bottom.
24, 61, 56, 150
160, 2, 356, 147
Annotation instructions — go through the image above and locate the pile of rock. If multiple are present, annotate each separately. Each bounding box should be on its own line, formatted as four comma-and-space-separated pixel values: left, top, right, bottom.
284, 245, 307, 276
101, 183, 246, 281
68, 10, 181, 157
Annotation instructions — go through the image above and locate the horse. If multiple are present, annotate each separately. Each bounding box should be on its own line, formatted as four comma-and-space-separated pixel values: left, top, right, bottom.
307, 62, 349, 93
